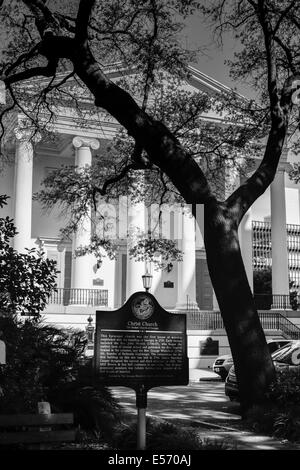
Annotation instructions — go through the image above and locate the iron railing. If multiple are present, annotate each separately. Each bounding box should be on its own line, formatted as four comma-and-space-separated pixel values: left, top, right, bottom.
178, 308, 300, 339
257, 312, 300, 339
49, 288, 108, 306
184, 293, 298, 312
186, 311, 224, 330
278, 315, 300, 340
253, 294, 295, 310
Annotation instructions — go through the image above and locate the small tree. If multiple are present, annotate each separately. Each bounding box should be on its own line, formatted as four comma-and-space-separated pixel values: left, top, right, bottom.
0, 195, 58, 316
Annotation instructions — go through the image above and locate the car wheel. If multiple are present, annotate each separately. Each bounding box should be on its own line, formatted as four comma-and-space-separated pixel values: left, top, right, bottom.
228, 396, 239, 402
227, 395, 235, 401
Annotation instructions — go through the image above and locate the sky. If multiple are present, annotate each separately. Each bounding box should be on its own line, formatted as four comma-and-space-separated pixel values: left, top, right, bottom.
182, 11, 257, 100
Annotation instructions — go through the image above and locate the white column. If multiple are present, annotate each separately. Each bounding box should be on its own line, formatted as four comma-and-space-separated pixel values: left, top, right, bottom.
13, 129, 39, 252
126, 195, 146, 297
195, 203, 204, 250
212, 290, 219, 311
239, 208, 254, 292
196, 203, 217, 310
270, 164, 290, 301
176, 205, 199, 310
98, 253, 116, 308
71, 136, 99, 290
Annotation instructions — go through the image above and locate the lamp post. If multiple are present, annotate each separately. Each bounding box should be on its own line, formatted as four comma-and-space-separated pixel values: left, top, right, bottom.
84, 315, 95, 360
86, 315, 95, 342
142, 271, 153, 292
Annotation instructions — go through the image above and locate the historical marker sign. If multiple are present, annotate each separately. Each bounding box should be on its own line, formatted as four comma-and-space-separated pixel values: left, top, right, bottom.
95, 292, 188, 391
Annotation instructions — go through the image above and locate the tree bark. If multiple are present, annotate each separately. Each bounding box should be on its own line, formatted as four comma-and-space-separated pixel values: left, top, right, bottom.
204, 200, 275, 411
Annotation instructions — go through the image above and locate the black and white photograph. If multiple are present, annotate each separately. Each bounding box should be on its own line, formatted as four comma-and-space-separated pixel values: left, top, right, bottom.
0, 0, 300, 462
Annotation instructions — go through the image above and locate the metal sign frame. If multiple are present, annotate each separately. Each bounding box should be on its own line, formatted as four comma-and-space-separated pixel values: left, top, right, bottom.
95, 291, 189, 392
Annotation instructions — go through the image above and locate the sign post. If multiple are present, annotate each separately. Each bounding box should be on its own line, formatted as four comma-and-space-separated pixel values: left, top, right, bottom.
136, 385, 147, 450
0, 339, 5, 365
95, 292, 188, 450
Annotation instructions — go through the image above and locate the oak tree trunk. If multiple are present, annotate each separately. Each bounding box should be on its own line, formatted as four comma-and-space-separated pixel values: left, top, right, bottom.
204, 200, 275, 411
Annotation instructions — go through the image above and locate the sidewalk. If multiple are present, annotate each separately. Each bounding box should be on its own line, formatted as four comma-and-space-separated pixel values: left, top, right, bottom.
189, 367, 222, 382
111, 373, 300, 451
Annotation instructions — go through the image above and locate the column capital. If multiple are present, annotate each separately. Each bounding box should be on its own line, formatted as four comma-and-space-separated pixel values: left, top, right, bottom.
14, 127, 41, 143
277, 161, 292, 173
181, 203, 193, 217
72, 136, 100, 150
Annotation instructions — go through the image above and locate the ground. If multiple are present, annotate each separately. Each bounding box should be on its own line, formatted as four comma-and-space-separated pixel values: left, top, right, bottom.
50, 381, 300, 451
110, 382, 300, 450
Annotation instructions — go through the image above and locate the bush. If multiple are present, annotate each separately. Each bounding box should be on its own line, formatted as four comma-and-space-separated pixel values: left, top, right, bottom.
112, 417, 233, 450
273, 408, 300, 441
245, 404, 300, 442
0, 195, 58, 317
48, 367, 121, 440
267, 369, 300, 406
244, 369, 300, 442
0, 316, 120, 439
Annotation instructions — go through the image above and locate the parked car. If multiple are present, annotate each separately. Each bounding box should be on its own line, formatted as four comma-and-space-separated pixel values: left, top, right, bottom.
213, 339, 292, 380
225, 340, 300, 401
213, 355, 234, 380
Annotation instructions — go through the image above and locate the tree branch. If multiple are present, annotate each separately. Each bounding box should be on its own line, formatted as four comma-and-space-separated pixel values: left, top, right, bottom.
3, 58, 58, 86
76, 56, 213, 203
75, 0, 96, 43
273, 1, 297, 35
94, 162, 139, 198
3, 43, 40, 77
225, 0, 300, 222
54, 13, 76, 34
273, 35, 297, 75
141, 0, 158, 111
22, 0, 60, 37
226, 74, 300, 222
255, 0, 280, 118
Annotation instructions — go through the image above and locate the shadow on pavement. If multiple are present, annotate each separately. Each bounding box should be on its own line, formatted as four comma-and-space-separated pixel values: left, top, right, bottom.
111, 382, 300, 450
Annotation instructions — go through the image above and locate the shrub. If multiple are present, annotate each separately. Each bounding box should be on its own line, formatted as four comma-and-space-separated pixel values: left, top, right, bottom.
273, 408, 300, 441
48, 366, 121, 439
244, 369, 300, 442
0, 195, 58, 317
267, 368, 300, 406
0, 316, 120, 439
112, 417, 233, 450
